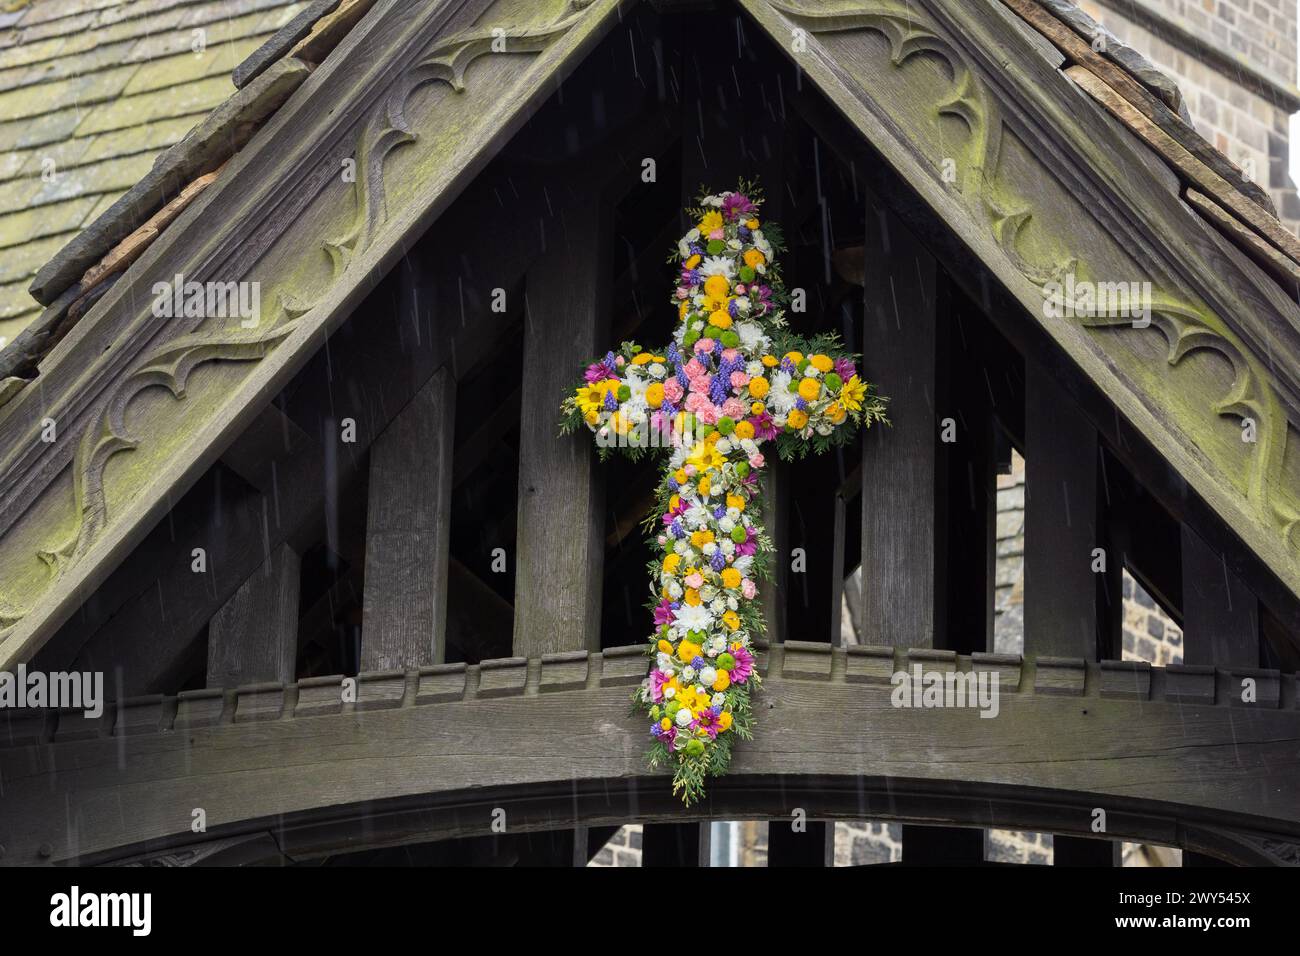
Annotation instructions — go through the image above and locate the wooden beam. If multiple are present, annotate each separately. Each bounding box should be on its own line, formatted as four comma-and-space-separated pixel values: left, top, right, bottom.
207, 542, 301, 688
1024, 362, 1099, 660
6, 645, 1300, 866
1182, 526, 1260, 668
360, 367, 457, 671
512, 201, 609, 657
860, 200, 939, 647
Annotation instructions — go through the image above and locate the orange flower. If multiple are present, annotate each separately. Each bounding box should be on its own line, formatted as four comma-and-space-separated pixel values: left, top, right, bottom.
743, 248, 765, 268
787, 409, 809, 429
748, 377, 769, 398
797, 378, 821, 402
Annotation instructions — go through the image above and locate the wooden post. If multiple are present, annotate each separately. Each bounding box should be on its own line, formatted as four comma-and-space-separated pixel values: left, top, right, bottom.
1024, 362, 1099, 660
1023, 363, 1114, 865
861, 200, 938, 647
206, 541, 300, 688
1181, 526, 1259, 668
512, 199, 609, 657
1181, 526, 1258, 868
360, 366, 457, 671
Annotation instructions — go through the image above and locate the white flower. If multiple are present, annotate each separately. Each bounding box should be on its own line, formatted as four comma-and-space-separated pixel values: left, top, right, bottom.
719, 517, 735, 533
666, 581, 683, 600
702, 542, 717, 556
700, 667, 718, 686
664, 686, 676, 699
716, 437, 732, 454
709, 597, 727, 614
700, 256, 735, 279
649, 363, 666, 378
721, 540, 736, 557
675, 708, 693, 728
656, 655, 675, 672
804, 366, 820, 378
682, 666, 697, 682
675, 604, 713, 632
710, 635, 727, 653
712, 693, 726, 709
735, 556, 754, 573
816, 423, 833, 436
726, 596, 739, 611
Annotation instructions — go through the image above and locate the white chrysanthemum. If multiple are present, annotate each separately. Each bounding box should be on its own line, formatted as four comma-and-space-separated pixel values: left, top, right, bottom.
712, 693, 726, 709
739, 438, 758, 455
673, 539, 689, 556
666, 581, 683, 600
685, 505, 711, 528
675, 708, 693, 728
648, 363, 666, 379
715, 437, 732, 454
663, 685, 676, 699
726, 596, 739, 611
702, 542, 717, 556
702, 194, 723, 207
804, 366, 820, 378
699, 256, 735, 279
719, 517, 735, 533
769, 378, 797, 413
727, 238, 742, 250
734, 297, 751, 313
721, 540, 736, 557
709, 597, 727, 614
816, 423, 834, 436
675, 604, 713, 632
682, 666, 696, 682
734, 556, 754, 573
657, 654, 675, 671
700, 667, 718, 686
746, 359, 765, 376
710, 635, 727, 653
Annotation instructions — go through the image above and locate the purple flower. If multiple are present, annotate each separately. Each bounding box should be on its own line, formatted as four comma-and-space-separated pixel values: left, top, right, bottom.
669, 519, 685, 538
709, 377, 728, 405
795, 396, 807, 411
713, 504, 727, 519
661, 400, 678, 419
603, 351, 618, 373
653, 599, 674, 628
604, 391, 619, 411
710, 550, 726, 571
722, 192, 756, 220
736, 529, 758, 558
584, 363, 607, 383
729, 645, 755, 683
691, 656, 706, 669
835, 357, 857, 381
666, 342, 681, 365
780, 357, 796, 375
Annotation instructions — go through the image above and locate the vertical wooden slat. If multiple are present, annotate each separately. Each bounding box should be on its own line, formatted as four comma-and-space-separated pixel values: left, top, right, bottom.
1024, 362, 1099, 660
1181, 526, 1259, 668
360, 367, 457, 671
1023, 364, 1114, 865
512, 200, 609, 657
642, 823, 710, 867
861, 201, 938, 647
207, 541, 300, 688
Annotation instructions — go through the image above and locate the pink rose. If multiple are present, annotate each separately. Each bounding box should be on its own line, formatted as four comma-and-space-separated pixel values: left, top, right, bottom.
741, 579, 757, 599
685, 572, 704, 589
749, 452, 765, 469
615, 355, 625, 366
662, 379, 684, 403
676, 288, 689, 299
708, 228, 724, 240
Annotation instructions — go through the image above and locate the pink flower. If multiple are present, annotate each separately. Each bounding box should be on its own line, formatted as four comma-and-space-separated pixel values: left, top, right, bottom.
729, 645, 755, 683
685, 392, 710, 414
749, 452, 765, 469
696, 404, 719, 425
584, 363, 607, 383
693, 338, 714, 355
684, 358, 705, 378
649, 667, 674, 701
684, 571, 704, 589
834, 358, 857, 381
741, 578, 757, 599
615, 355, 625, 366
676, 288, 689, 299
708, 228, 724, 240
729, 371, 750, 389
721, 348, 741, 363
687, 374, 711, 395
721, 398, 746, 420
662, 379, 684, 403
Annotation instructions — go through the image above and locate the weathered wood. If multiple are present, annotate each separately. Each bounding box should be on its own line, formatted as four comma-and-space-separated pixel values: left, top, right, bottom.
219, 401, 317, 493
1184, 189, 1300, 293
1064, 66, 1300, 266
360, 367, 457, 671
1000, 0, 1274, 214
290, 0, 378, 66
1182, 526, 1259, 668
234, 0, 342, 88
5, 645, 1298, 866
512, 201, 609, 657
1024, 362, 1098, 660
207, 542, 301, 688
860, 201, 938, 646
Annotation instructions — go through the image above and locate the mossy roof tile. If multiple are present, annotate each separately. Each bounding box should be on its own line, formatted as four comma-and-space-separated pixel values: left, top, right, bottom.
0, 0, 300, 339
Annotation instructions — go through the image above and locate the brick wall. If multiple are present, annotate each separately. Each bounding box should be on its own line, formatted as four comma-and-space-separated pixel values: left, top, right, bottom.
1080, 0, 1300, 231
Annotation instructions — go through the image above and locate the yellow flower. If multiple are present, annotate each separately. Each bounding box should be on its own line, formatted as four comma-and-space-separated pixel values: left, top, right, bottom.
697, 474, 711, 497
678, 684, 711, 714
748, 377, 769, 398
646, 382, 665, 408
787, 409, 809, 429
703, 274, 730, 298
717, 711, 733, 732
684, 254, 701, 269
686, 440, 725, 474
663, 553, 682, 576
826, 402, 846, 425
674, 468, 689, 485
810, 354, 834, 372
746, 218, 759, 229
798, 378, 821, 402
750, 401, 766, 415
690, 530, 715, 548
743, 248, 765, 268
726, 494, 745, 511
734, 420, 754, 440
679, 301, 690, 322
708, 310, 733, 329
657, 638, 674, 654
678, 640, 702, 663
698, 211, 724, 235
722, 610, 741, 631
660, 717, 672, 731
713, 670, 731, 692
684, 588, 701, 606
784, 351, 804, 364
761, 354, 778, 367
841, 375, 867, 412
721, 567, 742, 589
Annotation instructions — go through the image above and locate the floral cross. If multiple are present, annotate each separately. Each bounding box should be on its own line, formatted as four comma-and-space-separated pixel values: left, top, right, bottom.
560, 184, 887, 803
